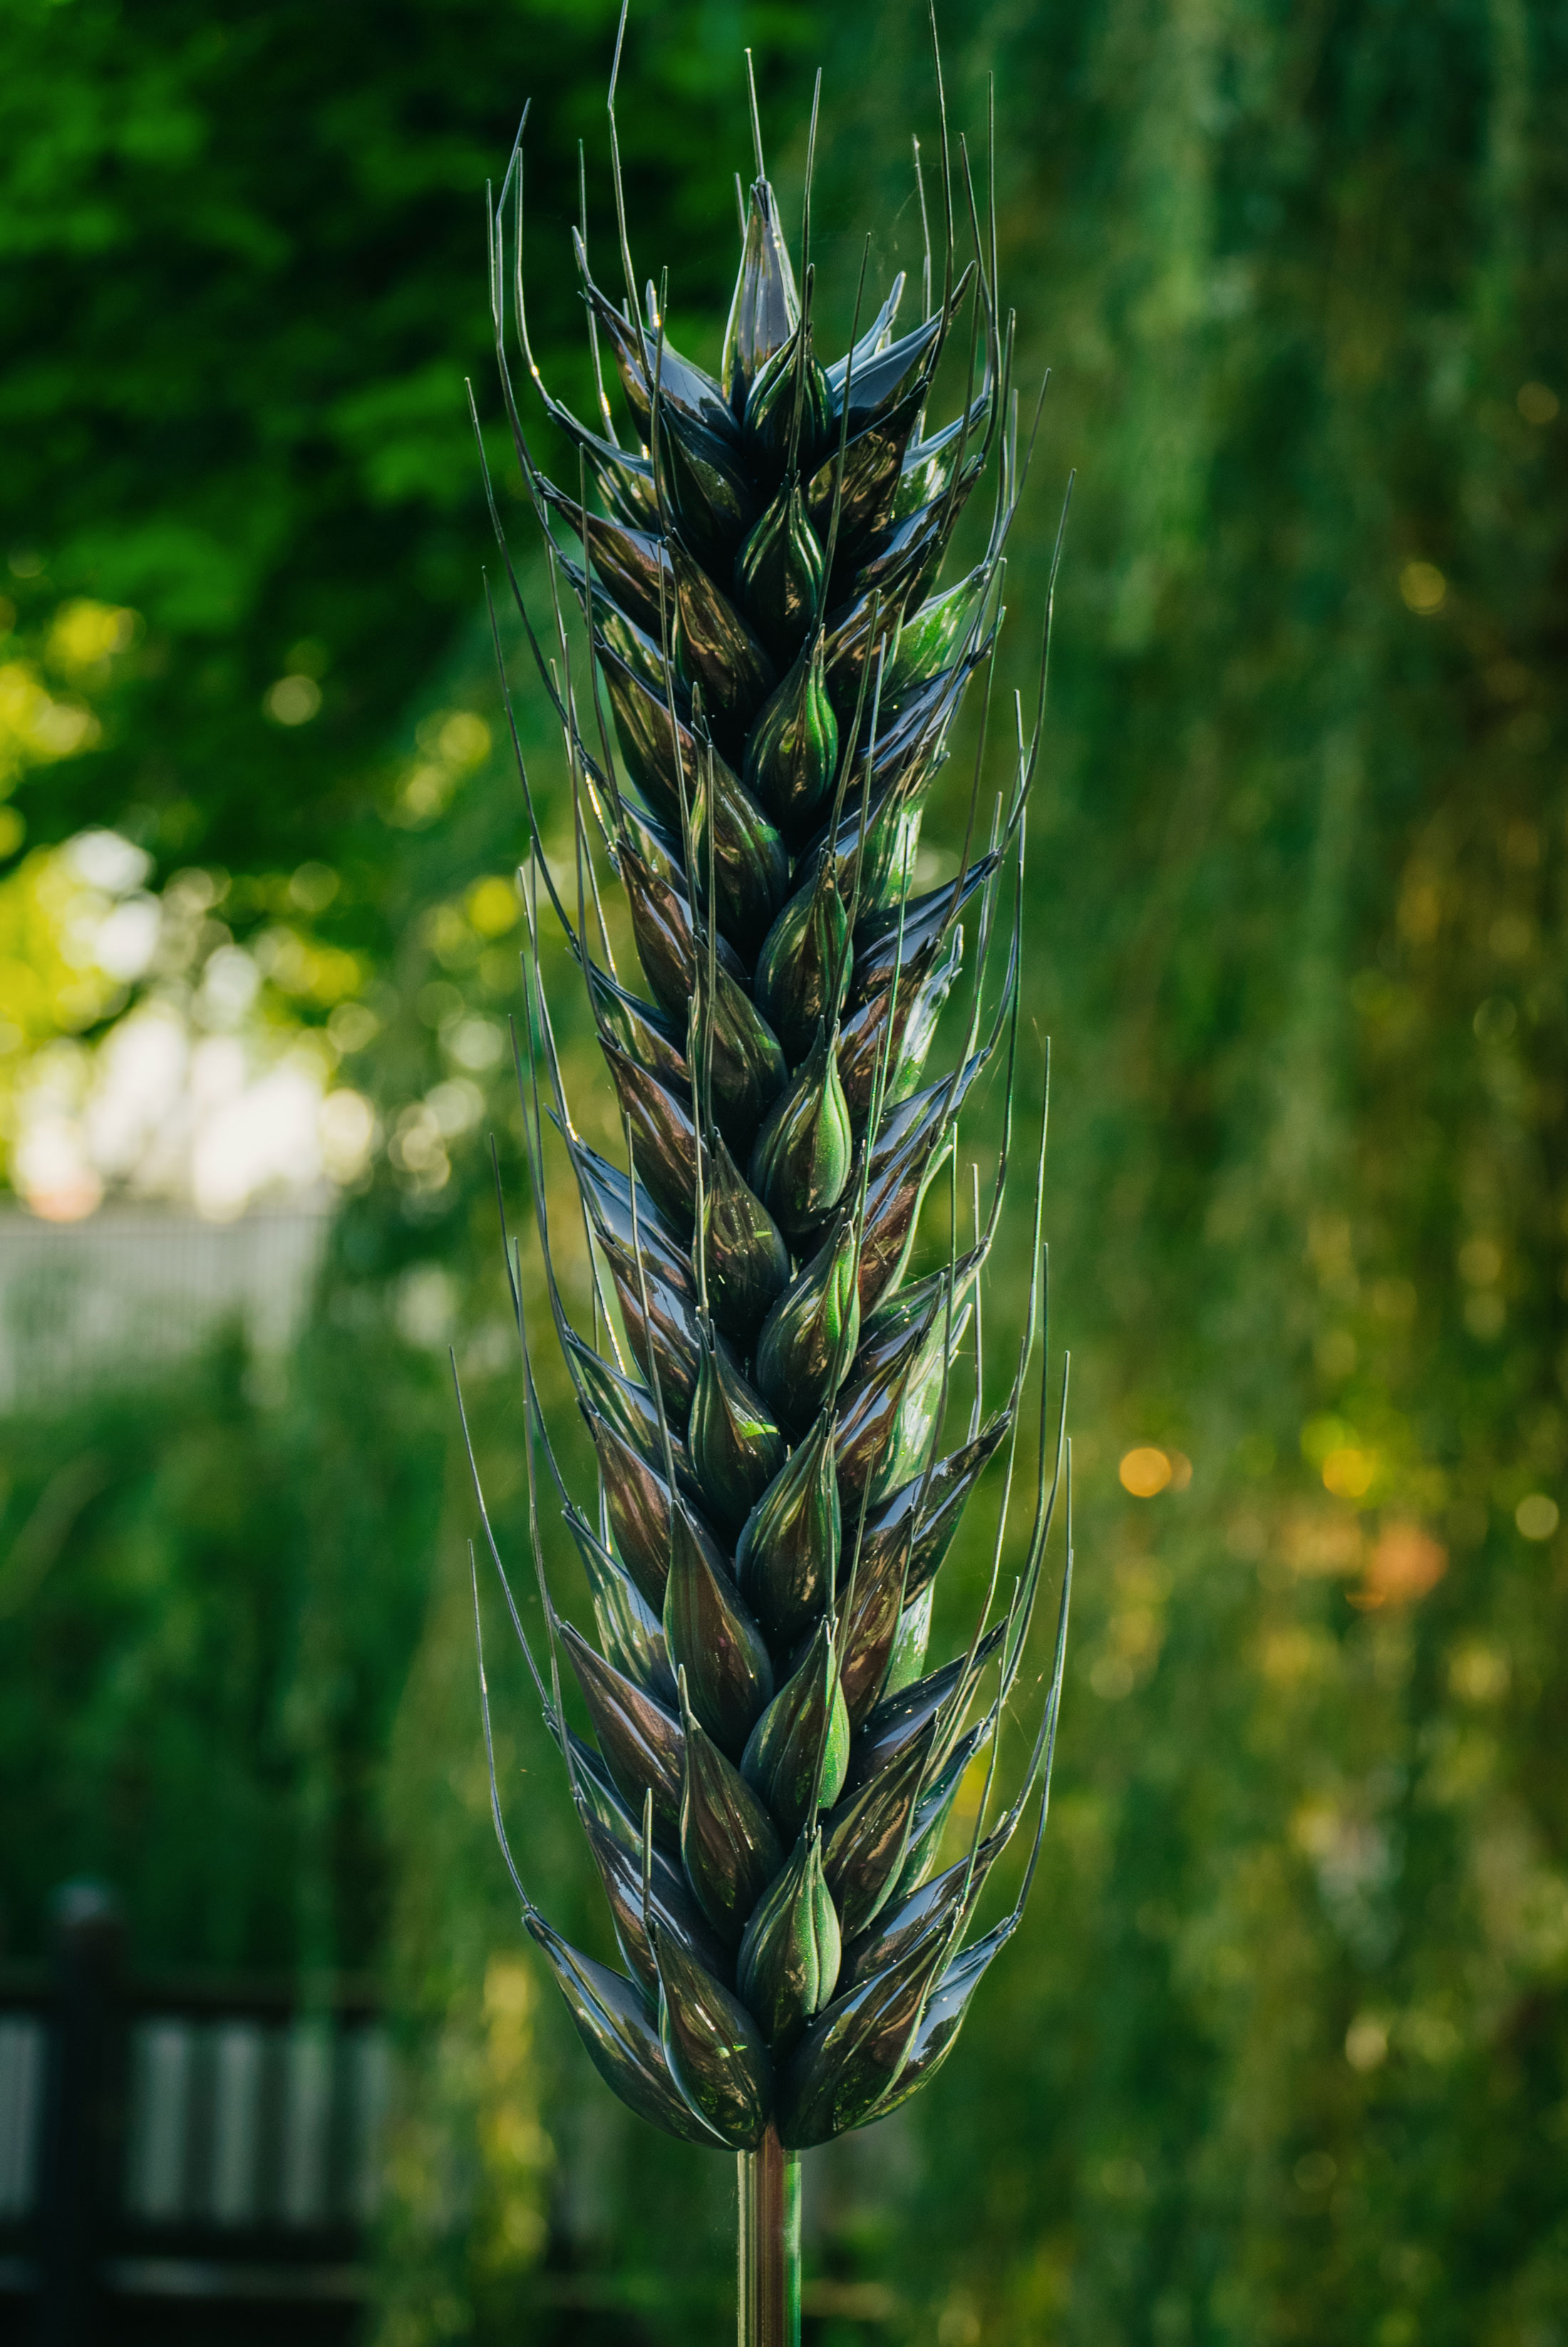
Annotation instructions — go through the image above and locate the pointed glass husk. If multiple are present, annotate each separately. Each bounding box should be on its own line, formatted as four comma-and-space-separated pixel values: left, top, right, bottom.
616, 842, 746, 1026
849, 469, 980, 612
882, 562, 994, 704
586, 962, 689, 1094
557, 1621, 684, 1850
582, 437, 662, 533
892, 383, 995, 523
562, 1502, 676, 1703
688, 741, 791, 950
566, 1732, 644, 1857
525, 1913, 725, 2147
861, 1920, 1016, 2121
575, 1796, 727, 2008
822, 585, 902, 724
700, 1129, 792, 1343
737, 1830, 842, 2052
743, 308, 834, 483
753, 1202, 861, 1435
593, 641, 702, 832
800, 765, 928, 924
854, 1106, 959, 1314
866, 1411, 1011, 1609
822, 270, 904, 398
686, 1324, 787, 1538
596, 1231, 703, 1415
820, 1722, 935, 1939
582, 1409, 694, 1609
881, 1587, 935, 1703
562, 1326, 682, 1485
609, 793, 693, 895
837, 929, 962, 1132
839, 1825, 1009, 1994
734, 475, 825, 659
735, 1408, 841, 1653
894, 1725, 988, 1899
688, 952, 788, 1155
583, 591, 674, 701
753, 850, 852, 1067
662, 1500, 774, 1756
806, 387, 925, 562
833, 306, 944, 435
654, 1916, 774, 2150
775, 1919, 951, 2149
833, 1520, 911, 1730
848, 853, 996, 1015
679, 1674, 785, 1947
540, 487, 670, 639
741, 1618, 850, 1840
569, 1716, 680, 1861
574, 246, 738, 448
722, 177, 799, 416
565, 1125, 694, 1297
655, 408, 757, 573
853, 1241, 986, 1357
743, 631, 840, 844
599, 1035, 698, 1233
863, 1041, 991, 1175
671, 533, 776, 752
748, 1019, 853, 1243
833, 1289, 974, 1511
846, 1624, 1005, 1797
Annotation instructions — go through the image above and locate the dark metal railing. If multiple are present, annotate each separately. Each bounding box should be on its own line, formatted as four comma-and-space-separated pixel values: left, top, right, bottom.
0, 1887, 388, 2343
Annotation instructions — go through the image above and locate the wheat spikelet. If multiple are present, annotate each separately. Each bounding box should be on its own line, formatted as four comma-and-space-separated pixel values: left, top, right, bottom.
463, 35, 1073, 2158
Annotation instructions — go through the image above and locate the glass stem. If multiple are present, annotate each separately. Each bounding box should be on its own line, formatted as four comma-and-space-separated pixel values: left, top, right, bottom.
738, 2125, 801, 2347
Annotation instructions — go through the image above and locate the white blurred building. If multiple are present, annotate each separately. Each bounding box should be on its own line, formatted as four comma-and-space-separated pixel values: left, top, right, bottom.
0, 1200, 333, 1407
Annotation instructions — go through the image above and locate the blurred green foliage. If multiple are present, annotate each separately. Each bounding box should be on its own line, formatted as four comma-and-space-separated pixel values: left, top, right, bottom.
0, 0, 809, 879
0, 1314, 443, 1976
3, 0, 1567, 2343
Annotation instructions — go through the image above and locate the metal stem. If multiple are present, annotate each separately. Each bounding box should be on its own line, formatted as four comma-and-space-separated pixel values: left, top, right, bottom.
738, 2126, 801, 2347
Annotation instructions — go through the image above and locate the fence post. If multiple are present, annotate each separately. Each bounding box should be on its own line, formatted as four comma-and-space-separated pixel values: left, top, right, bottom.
37, 1882, 125, 2347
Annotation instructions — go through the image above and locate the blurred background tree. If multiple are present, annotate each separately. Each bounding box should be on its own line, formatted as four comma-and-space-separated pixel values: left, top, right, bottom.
1, 1, 1564, 2343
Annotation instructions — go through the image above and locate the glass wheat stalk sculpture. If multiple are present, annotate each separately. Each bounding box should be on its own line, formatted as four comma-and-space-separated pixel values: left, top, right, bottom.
459, 22, 1073, 2343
